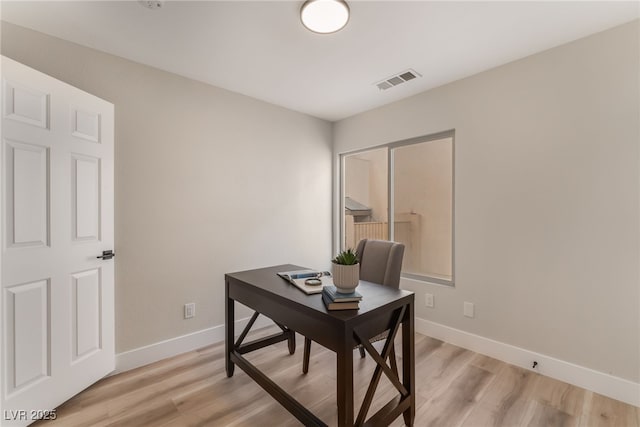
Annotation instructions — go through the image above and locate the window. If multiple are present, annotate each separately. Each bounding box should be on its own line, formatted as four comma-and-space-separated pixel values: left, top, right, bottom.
341, 132, 454, 285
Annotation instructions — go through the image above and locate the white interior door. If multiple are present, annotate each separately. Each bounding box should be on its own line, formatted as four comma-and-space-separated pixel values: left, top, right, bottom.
1, 56, 114, 426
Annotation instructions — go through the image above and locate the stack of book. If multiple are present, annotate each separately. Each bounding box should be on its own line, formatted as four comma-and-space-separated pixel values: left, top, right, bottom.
322, 285, 362, 311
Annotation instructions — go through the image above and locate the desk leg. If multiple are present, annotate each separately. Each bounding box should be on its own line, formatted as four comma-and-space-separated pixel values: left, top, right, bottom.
225, 279, 235, 378
287, 330, 296, 355
337, 331, 354, 427
402, 301, 415, 426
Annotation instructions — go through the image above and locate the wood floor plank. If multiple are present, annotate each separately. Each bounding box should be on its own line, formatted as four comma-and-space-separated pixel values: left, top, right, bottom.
414, 344, 475, 403
105, 396, 180, 427
417, 364, 494, 426
522, 400, 576, 427
470, 354, 505, 375
461, 365, 538, 427
33, 327, 639, 427
585, 392, 640, 427
530, 373, 586, 417
39, 400, 110, 427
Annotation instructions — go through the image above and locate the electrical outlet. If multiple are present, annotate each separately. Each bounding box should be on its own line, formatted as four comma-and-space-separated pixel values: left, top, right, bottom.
425, 293, 434, 308
184, 303, 195, 319
464, 302, 474, 318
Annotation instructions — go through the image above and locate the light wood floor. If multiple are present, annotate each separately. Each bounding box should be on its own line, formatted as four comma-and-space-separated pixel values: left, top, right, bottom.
36, 327, 639, 427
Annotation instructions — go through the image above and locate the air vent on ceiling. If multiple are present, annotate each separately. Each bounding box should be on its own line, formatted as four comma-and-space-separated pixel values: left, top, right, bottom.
375, 69, 422, 91
139, 1, 163, 10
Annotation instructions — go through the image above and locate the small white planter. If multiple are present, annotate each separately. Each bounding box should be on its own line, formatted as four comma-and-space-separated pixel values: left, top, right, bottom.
332, 263, 360, 293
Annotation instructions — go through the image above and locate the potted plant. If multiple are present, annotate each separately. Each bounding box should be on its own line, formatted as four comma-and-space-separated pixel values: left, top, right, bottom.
332, 248, 360, 293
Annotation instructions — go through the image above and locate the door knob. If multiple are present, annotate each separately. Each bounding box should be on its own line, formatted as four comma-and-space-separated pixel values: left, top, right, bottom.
97, 250, 115, 260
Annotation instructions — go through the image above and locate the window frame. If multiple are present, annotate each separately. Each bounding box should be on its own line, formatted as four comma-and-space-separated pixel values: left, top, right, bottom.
339, 129, 455, 286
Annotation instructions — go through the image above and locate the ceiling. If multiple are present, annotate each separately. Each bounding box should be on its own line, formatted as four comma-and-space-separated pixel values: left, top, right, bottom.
1, 1, 638, 121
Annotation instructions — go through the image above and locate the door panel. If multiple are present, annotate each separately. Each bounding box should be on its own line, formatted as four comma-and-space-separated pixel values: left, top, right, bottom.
5, 279, 49, 394
71, 268, 102, 361
71, 154, 100, 241
71, 108, 100, 143
5, 140, 49, 248
1, 56, 114, 426
2, 80, 49, 129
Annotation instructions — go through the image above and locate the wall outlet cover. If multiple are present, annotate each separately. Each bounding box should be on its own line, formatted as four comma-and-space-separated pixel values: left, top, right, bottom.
464, 302, 474, 318
184, 302, 196, 319
425, 293, 434, 308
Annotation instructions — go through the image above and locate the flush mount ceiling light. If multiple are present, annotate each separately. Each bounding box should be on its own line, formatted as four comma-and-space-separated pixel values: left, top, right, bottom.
301, 0, 350, 34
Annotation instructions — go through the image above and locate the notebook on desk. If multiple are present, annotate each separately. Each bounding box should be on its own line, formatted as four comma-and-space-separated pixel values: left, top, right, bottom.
277, 269, 332, 295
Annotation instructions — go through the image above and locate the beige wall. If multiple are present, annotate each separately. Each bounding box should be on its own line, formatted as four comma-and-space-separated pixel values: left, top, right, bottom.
1, 22, 333, 353
334, 21, 640, 382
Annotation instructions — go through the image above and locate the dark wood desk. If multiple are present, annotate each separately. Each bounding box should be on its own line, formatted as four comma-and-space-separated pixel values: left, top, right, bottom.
225, 264, 415, 427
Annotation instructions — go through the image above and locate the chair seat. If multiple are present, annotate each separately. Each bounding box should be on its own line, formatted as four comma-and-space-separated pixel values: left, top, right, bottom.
355, 330, 389, 349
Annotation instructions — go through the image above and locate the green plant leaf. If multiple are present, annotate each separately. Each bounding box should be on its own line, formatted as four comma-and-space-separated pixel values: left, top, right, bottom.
332, 248, 359, 265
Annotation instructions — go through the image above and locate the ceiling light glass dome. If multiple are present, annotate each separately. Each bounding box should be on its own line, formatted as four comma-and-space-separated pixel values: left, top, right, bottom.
300, 0, 350, 34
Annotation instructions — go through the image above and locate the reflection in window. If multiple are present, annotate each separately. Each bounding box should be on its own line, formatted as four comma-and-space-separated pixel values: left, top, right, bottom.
394, 137, 453, 282
343, 148, 387, 250
341, 134, 454, 284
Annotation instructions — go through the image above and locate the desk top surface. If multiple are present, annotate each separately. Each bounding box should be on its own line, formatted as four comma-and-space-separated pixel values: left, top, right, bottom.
226, 264, 414, 321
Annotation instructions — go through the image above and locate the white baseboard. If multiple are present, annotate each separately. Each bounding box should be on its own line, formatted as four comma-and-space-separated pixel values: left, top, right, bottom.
113, 315, 639, 408
415, 317, 640, 407
113, 314, 274, 375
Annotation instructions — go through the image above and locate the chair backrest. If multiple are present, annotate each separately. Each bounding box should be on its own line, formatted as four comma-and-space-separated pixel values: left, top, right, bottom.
355, 239, 405, 288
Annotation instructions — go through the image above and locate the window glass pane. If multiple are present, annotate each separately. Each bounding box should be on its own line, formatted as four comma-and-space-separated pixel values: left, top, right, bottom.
343, 148, 388, 250
393, 137, 453, 281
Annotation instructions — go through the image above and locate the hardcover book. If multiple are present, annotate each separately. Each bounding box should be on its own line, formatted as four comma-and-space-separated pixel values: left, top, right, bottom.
322, 285, 363, 302
322, 292, 359, 311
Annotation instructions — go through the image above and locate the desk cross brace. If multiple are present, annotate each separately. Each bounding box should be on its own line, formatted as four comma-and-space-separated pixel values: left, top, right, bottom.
230, 350, 327, 427
354, 305, 408, 427
234, 311, 295, 356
